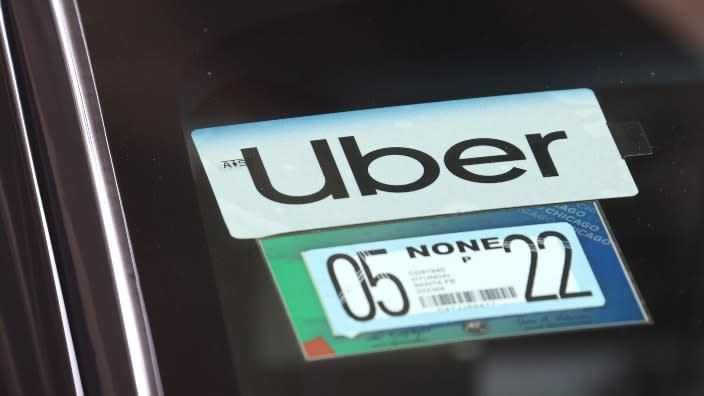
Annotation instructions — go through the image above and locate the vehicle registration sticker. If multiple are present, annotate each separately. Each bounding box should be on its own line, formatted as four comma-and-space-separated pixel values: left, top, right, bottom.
259, 202, 649, 360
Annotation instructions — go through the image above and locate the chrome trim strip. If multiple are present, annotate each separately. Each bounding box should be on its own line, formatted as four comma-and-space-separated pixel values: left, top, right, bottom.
46, 0, 163, 394
0, 3, 84, 395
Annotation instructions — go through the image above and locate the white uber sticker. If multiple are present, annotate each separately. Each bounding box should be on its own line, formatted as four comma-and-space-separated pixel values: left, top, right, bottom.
192, 89, 637, 238
302, 222, 604, 338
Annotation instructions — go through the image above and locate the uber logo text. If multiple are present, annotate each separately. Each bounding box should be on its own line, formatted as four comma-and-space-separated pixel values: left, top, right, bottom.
241, 132, 566, 204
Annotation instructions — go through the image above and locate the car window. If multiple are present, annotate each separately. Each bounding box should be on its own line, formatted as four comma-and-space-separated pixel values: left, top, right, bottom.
78, 1, 704, 395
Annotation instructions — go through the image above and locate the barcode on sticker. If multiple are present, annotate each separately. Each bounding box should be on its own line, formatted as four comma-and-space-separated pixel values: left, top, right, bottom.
419, 291, 476, 308
479, 286, 518, 301
418, 286, 517, 308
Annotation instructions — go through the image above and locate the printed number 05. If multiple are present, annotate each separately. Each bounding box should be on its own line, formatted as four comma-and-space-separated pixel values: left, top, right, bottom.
327, 249, 410, 321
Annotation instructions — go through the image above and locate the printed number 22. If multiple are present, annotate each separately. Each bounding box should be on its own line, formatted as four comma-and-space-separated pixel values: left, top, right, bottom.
503, 231, 593, 302
327, 249, 410, 321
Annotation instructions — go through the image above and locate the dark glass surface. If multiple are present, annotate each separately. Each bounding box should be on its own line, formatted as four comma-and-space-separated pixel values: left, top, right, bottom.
78, 1, 704, 395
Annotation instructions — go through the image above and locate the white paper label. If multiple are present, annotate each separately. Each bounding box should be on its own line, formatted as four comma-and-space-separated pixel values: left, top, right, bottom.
302, 222, 605, 337
192, 89, 637, 238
